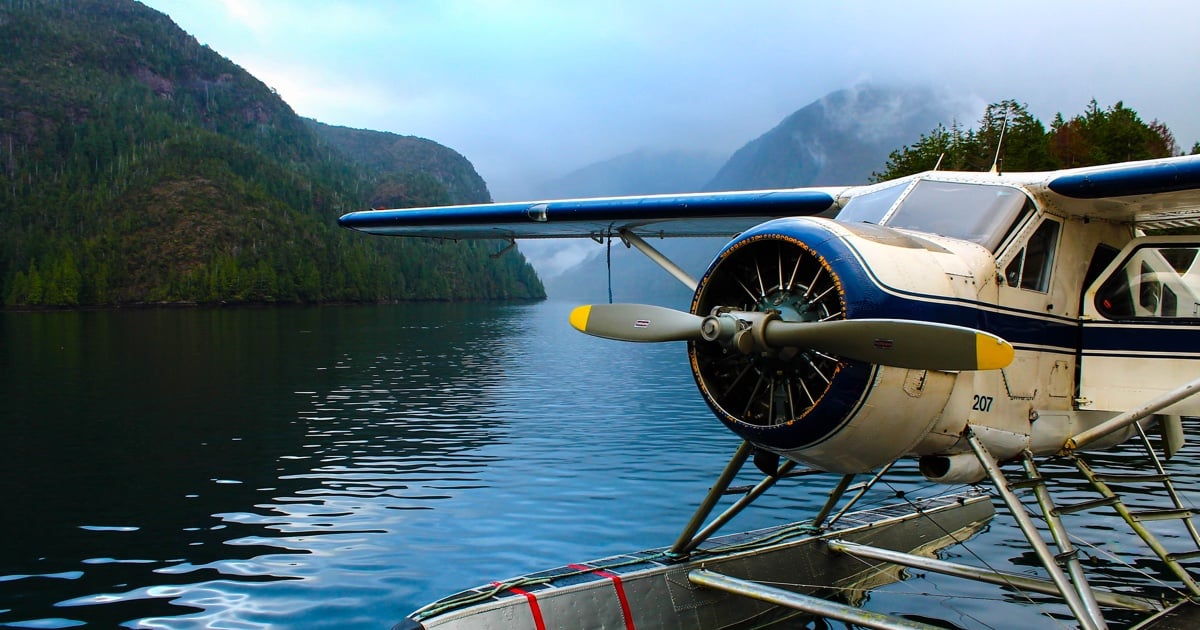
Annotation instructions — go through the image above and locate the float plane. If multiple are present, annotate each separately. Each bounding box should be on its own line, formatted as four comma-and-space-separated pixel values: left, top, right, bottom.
340, 154, 1200, 629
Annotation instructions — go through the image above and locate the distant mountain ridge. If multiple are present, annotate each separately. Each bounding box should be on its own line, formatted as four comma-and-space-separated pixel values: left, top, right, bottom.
706, 85, 965, 190
0, 0, 543, 306
532, 149, 726, 198
539, 85, 964, 303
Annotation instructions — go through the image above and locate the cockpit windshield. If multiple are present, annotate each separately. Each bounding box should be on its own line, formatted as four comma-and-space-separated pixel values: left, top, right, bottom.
838, 179, 1031, 251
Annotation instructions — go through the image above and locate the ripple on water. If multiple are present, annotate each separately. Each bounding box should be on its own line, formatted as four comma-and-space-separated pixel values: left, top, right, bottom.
2, 303, 1198, 629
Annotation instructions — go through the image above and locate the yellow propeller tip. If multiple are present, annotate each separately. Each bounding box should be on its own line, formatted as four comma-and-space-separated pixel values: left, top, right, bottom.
568, 305, 592, 332
976, 334, 1015, 370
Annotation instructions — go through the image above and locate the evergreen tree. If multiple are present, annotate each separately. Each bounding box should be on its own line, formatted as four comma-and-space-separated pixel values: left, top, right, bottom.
1058, 100, 1173, 164
0, 0, 545, 307
873, 99, 1178, 182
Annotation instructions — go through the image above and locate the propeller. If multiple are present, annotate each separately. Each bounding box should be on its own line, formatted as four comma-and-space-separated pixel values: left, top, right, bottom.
569, 304, 705, 342
569, 303, 1013, 371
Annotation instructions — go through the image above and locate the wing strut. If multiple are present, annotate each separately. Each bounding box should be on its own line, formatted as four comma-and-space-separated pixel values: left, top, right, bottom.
619, 229, 698, 291
1065, 375, 1200, 452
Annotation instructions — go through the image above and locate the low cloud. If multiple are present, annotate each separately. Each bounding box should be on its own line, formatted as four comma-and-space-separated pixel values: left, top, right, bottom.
146, 0, 1200, 202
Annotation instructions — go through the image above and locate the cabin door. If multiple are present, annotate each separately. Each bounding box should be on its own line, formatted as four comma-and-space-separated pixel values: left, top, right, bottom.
1079, 235, 1200, 416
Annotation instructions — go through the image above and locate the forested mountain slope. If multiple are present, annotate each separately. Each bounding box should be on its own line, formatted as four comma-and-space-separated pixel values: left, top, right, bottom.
306, 121, 492, 207
0, 0, 543, 306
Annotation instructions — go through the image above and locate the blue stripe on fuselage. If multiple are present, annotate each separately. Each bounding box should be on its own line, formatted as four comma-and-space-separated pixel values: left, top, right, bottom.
811, 218, 1200, 358
741, 219, 1081, 355
1082, 322, 1200, 359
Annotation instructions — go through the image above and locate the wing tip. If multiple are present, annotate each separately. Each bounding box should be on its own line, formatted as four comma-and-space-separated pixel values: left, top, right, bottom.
337, 210, 372, 230
1048, 156, 1200, 200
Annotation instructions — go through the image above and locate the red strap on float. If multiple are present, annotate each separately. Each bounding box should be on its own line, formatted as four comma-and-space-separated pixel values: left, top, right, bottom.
569, 564, 636, 629
492, 582, 546, 630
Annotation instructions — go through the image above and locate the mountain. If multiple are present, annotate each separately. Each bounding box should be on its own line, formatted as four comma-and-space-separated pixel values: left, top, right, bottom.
305, 121, 491, 206
526, 150, 725, 306
0, 0, 543, 306
705, 84, 968, 190
540, 85, 965, 302
538, 237, 723, 308
533, 149, 726, 199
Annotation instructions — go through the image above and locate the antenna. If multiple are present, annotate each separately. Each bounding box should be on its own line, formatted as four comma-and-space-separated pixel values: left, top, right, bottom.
933, 152, 945, 171
990, 106, 1010, 175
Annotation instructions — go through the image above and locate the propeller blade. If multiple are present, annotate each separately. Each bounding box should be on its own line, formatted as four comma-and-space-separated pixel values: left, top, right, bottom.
763, 318, 1014, 371
569, 303, 1014, 371
569, 303, 704, 342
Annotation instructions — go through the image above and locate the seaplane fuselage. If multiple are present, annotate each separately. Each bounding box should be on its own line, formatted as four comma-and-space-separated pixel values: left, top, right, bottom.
685, 170, 1199, 483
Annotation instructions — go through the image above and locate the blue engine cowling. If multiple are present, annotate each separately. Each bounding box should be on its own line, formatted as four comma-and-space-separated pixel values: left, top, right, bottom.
687, 217, 970, 473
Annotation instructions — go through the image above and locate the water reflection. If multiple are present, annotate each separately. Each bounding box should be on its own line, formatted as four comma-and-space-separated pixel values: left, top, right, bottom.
1, 303, 1197, 628
0, 304, 537, 628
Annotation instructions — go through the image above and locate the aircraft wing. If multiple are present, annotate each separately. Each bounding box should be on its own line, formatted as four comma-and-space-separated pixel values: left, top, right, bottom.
1018, 155, 1200, 228
337, 188, 851, 240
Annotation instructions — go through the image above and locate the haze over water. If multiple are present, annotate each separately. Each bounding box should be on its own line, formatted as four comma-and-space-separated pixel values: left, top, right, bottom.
1, 302, 1196, 628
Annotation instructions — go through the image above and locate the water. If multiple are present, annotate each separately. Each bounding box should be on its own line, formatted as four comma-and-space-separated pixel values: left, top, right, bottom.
0, 302, 1196, 629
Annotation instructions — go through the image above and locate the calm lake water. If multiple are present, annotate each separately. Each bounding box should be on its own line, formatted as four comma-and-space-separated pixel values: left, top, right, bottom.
1, 301, 1197, 629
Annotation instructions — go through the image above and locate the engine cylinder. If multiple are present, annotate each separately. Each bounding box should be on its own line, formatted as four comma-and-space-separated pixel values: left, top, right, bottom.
688, 222, 876, 464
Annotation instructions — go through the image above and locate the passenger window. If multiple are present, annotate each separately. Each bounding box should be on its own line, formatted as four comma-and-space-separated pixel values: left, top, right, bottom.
1138, 262, 1159, 311
1096, 244, 1200, 320
1004, 219, 1060, 292
1083, 244, 1120, 289
1096, 273, 1134, 318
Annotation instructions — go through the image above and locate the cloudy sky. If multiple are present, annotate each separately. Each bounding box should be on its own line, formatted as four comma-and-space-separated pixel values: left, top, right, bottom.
140, 0, 1200, 203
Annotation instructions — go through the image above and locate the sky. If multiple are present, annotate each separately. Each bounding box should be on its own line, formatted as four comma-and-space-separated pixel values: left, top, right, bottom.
139, 0, 1200, 205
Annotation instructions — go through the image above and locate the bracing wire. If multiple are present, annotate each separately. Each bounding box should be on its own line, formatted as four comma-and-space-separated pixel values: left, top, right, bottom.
606, 235, 613, 304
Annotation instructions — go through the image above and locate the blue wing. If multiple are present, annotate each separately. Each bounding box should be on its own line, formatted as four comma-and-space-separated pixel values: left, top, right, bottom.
338, 188, 849, 240
338, 156, 1200, 240
1028, 155, 1200, 228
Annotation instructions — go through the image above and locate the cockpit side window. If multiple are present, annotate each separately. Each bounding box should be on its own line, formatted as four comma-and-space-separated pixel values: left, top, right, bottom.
1004, 219, 1061, 292
882, 180, 1031, 250
836, 181, 910, 225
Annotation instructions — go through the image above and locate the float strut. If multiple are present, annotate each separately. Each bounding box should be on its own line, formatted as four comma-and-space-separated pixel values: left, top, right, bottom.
827, 540, 1157, 612
826, 461, 896, 528
673, 460, 797, 557
667, 442, 752, 559
689, 569, 943, 630
968, 428, 1106, 630
811, 473, 856, 529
